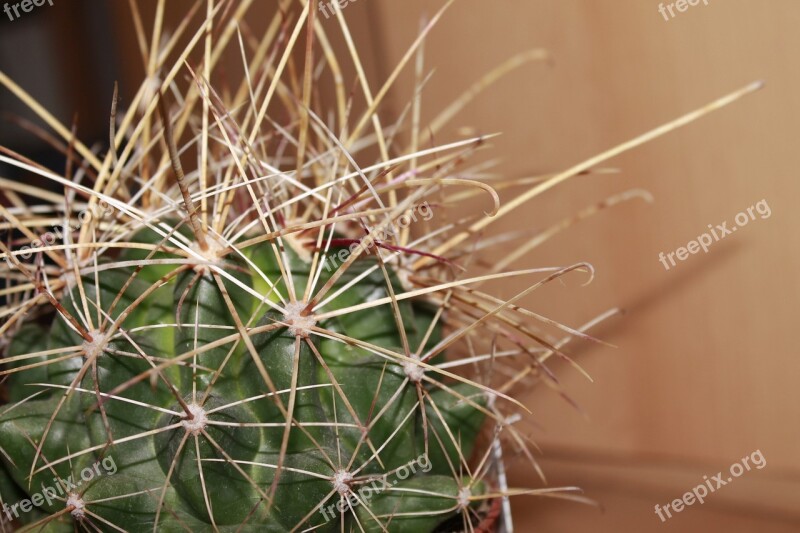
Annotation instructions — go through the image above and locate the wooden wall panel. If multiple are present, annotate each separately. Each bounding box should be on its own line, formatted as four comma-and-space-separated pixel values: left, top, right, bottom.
367, 1, 800, 530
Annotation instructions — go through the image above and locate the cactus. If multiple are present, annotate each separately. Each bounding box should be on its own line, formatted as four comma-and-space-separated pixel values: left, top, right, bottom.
0, 3, 761, 532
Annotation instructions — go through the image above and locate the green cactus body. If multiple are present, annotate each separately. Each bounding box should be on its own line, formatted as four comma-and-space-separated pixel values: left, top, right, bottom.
0, 226, 486, 531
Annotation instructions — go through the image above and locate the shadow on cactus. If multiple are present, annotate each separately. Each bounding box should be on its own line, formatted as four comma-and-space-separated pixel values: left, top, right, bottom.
0, 2, 761, 532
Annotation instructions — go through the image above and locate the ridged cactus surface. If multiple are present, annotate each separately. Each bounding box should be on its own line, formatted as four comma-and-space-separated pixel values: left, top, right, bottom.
1, 218, 489, 530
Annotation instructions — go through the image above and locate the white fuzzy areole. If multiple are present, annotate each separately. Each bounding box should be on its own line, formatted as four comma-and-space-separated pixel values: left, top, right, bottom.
81, 330, 108, 359
332, 470, 354, 495
189, 237, 225, 272
181, 403, 208, 436
403, 358, 425, 383
66, 493, 85, 519
283, 301, 317, 337
457, 487, 472, 509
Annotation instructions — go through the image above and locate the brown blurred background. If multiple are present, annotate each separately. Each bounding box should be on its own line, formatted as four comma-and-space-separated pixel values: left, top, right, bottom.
372, 1, 800, 531
1, 1, 798, 531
